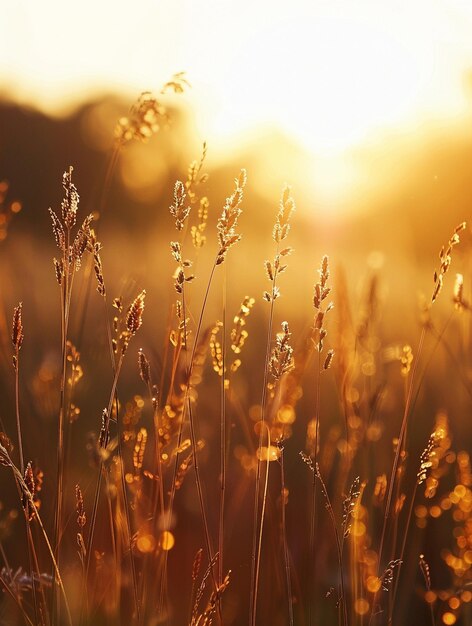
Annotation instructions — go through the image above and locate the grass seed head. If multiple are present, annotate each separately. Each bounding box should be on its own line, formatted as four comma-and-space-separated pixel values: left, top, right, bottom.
126, 290, 146, 336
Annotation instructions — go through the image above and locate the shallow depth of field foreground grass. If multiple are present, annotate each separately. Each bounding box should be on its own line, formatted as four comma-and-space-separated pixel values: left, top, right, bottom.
0, 81, 471, 626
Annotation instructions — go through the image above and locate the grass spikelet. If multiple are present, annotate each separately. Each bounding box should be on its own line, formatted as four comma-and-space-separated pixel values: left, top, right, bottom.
342, 476, 361, 538
61, 166, 79, 229
419, 554, 431, 589
174, 442, 204, 491
192, 548, 203, 583
323, 348, 335, 370
312, 255, 334, 352
115, 74, 189, 144
417, 428, 445, 485
87, 228, 106, 296
263, 185, 294, 302
185, 142, 208, 204
170, 181, 191, 231
76, 484, 86, 529
269, 321, 295, 382
381, 559, 402, 592
432, 222, 467, 303
273, 184, 295, 244
49, 208, 65, 251
216, 169, 246, 265
12, 302, 24, 354
98, 408, 109, 449
138, 348, 151, 385
126, 289, 146, 336
22, 462, 36, 521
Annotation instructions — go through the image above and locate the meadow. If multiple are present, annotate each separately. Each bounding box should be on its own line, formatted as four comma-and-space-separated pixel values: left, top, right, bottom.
0, 77, 471, 626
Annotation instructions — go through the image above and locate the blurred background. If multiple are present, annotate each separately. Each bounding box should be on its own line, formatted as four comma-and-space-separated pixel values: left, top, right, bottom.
2, 0, 472, 314
1, 1, 472, 625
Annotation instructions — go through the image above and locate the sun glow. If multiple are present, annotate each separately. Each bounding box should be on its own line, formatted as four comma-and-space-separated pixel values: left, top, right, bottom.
1, 1, 472, 158
205, 18, 427, 154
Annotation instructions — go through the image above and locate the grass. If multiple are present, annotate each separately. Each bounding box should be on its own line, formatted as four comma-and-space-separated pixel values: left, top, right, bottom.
0, 78, 471, 626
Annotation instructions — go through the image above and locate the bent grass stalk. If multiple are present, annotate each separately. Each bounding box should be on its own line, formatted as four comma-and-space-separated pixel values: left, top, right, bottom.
0, 571, 36, 626
0, 449, 73, 626
11, 305, 46, 624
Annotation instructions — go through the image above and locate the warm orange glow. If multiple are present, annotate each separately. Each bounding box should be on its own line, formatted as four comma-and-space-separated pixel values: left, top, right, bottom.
366, 576, 382, 593
354, 598, 370, 616
2, 1, 472, 159
160, 531, 175, 551
257, 446, 281, 462
137, 534, 156, 554
425, 591, 437, 604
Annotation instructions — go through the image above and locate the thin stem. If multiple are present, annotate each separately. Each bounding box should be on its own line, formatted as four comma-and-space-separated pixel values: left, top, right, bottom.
0, 573, 36, 626
84, 352, 125, 591
308, 349, 321, 626
13, 349, 44, 625
116, 406, 141, 621
158, 320, 189, 618
53, 231, 78, 626
54, 227, 71, 557
316, 468, 348, 626
370, 325, 426, 624
14, 348, 24, 474
140, 378, 166, 622
11, 465, 73, 626
250, 277, 277, 626
182, 279, 217, 568
161, 261, 221, 623
187, 396, 217, 578
218, 268, 227, 588
280, 448, 294, 626
389, 481, 418, 623
253, 423, 272, 626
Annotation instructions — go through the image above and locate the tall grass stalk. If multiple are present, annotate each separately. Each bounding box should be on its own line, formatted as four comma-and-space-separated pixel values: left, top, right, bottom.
308, 349, 321, 626
3, 455, 73, 626
315, 465, 348, 626
250, 184, 294, 626
280, 445, 294, 626
249, 279, 276, 626
370, 325, 426, 624
218, 268, 227, 589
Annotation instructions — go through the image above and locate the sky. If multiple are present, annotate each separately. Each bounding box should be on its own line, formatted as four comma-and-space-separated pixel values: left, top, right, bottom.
2, 0, 472, 156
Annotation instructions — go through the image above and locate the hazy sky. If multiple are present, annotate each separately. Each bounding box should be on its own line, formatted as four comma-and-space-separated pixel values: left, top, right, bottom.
2, 1, 472, 154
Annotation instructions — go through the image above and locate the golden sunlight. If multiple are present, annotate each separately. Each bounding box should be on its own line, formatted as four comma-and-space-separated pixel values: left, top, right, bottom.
2, 1, 472, 156
2, 3, 472, 626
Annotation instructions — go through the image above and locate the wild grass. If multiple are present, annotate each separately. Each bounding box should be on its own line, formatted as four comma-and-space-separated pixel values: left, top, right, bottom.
0, 79, 471, 626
